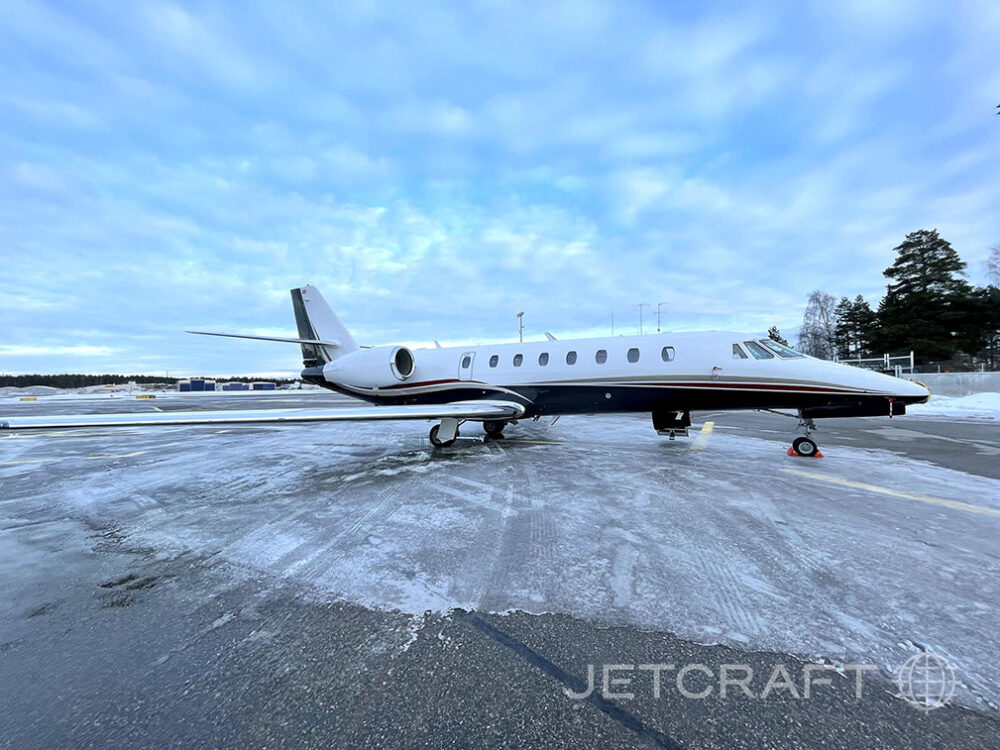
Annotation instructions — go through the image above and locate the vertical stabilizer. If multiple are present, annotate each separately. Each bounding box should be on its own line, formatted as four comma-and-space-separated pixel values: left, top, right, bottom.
290, 285, 359, 367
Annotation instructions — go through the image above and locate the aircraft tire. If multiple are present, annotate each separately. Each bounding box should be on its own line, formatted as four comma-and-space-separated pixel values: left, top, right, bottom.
429, 424, 457, 447
483, 420, 505, 436
792, 436, 818, 456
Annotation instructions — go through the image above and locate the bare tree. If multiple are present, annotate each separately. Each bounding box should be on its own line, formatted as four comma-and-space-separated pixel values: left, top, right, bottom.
987, 244, 1000, 287
798, 290, 837, 359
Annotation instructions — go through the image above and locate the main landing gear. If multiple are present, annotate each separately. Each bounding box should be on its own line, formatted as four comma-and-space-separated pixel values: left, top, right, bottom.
430, 419, 513, 446
788, 412, 823, 458
429, 418, 460, 447
482, 420, 506, 438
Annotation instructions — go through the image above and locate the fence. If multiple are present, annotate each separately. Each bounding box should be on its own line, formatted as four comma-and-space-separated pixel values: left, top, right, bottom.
907, 372, 1000, 397
834, 352, 915, 376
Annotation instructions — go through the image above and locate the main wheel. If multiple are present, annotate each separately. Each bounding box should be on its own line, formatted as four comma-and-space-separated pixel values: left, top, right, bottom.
429, 424, 457, 447
483, 420, 505, 437
792, 436, 818, 456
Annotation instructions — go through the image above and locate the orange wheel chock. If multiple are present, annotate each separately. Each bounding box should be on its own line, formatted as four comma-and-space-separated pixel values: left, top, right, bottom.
787, 447, 824, 458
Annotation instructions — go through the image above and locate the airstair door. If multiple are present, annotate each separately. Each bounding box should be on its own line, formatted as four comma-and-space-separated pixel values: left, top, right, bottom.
458, 351, 475, 380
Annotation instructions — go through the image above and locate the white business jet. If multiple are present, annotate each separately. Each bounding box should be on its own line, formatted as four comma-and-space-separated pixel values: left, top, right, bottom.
1, 285, 930, 456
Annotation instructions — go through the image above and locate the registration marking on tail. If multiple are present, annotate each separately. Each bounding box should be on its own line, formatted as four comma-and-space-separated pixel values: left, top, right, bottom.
781, 468, 1000, 518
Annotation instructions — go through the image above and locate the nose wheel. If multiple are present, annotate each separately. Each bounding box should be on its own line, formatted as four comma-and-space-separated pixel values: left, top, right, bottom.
788, 412, 823, 457
791, 436, 820, 457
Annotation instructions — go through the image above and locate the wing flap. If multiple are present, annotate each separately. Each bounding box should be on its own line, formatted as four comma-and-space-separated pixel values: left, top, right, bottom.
0, 400, 525, 431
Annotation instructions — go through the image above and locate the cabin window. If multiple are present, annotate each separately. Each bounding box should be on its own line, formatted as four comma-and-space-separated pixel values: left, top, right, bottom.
538, 352, 549, 366
595, 349, 608, 364
758, 339, 805, 359
732, 344, 748, 359
627, 347, 640, 363
744, 341, 774, 360
566, 351, 577, 365
661, 346, 675, 362
461, 355, 472, 369
489, 354, 499, 368
513, 353, 523, 367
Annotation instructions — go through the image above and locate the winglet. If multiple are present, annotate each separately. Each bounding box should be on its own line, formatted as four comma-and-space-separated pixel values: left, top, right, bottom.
544, 332, 557, 341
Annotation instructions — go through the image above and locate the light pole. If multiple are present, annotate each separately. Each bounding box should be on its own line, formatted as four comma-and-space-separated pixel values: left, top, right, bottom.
517, 311, 524, 343
657, 302, 668, 333
636, 303, 649, 335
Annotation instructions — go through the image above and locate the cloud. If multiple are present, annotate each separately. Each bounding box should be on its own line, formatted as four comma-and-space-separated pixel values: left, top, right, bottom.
1, 1, 998, 375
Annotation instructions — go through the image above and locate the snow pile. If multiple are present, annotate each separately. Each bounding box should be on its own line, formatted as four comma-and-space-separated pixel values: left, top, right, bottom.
0, 385, 60, 398
906, 392, 1000, 420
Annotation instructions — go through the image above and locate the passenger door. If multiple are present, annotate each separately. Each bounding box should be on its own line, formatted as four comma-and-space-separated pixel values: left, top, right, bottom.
458, 351, 475, 380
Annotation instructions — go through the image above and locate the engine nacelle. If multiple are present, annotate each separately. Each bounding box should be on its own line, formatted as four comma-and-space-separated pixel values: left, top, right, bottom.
323, 346, 415, 388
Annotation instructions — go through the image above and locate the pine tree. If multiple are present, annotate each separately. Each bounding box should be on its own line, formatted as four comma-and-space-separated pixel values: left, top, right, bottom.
833, 297, 854, 358
767, 326, 789, 346
883, 229, 967, 298
877, 229, 973, 362
846, 295, 877, 357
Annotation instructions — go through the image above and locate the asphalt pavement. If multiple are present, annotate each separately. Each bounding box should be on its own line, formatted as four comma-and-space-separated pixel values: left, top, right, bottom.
2, 392, 998, 748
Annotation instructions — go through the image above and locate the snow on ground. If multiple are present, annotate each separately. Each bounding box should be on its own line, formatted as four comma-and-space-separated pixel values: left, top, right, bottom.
0, 386, 61, 398
4, 411, 998, 711
906, 392, 1000, 420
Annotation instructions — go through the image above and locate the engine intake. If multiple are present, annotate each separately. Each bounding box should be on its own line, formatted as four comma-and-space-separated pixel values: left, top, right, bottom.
324, 346, 416, 388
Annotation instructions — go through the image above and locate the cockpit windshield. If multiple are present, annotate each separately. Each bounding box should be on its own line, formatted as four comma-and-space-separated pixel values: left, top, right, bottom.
743, 340, 774, 360
757, 339, 805, 359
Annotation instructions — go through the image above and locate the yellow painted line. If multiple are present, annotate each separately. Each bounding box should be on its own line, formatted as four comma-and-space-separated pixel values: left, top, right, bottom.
781, 468, 1000, 519
691, 421, 714, 451
2, 458, 53, 465
86, 451, 147, 460
19, 397, 37, 401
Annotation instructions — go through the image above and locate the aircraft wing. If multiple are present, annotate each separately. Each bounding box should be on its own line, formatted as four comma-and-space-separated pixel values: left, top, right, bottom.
0, 400, 525, 431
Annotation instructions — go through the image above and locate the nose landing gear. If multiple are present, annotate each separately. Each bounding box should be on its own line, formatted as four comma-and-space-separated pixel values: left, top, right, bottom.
790, 436, 820, 457
788, 412, 823, 457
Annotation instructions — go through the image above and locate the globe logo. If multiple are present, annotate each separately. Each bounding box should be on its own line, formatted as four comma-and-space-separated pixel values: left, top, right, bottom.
896, 651, 956, 711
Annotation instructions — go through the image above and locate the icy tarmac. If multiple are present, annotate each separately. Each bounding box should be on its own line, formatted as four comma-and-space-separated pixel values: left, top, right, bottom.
2, 393, 999, 746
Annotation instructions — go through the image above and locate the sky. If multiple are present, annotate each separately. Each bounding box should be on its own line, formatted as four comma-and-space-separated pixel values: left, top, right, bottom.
1, 0, 998, 377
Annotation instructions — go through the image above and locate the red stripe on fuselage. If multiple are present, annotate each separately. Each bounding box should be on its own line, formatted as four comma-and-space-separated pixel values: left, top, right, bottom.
343, 378, 871, 396
379, 378, 470, 390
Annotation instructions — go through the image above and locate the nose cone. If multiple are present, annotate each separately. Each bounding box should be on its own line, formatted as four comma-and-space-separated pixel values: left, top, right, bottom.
900, 378, 931, 403
815, 360, 930, 402
855, 368, 931, 403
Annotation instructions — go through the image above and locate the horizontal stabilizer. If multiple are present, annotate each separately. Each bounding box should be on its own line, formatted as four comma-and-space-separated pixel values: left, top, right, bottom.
187, 331, 341, 347
0, 400, 525, 431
